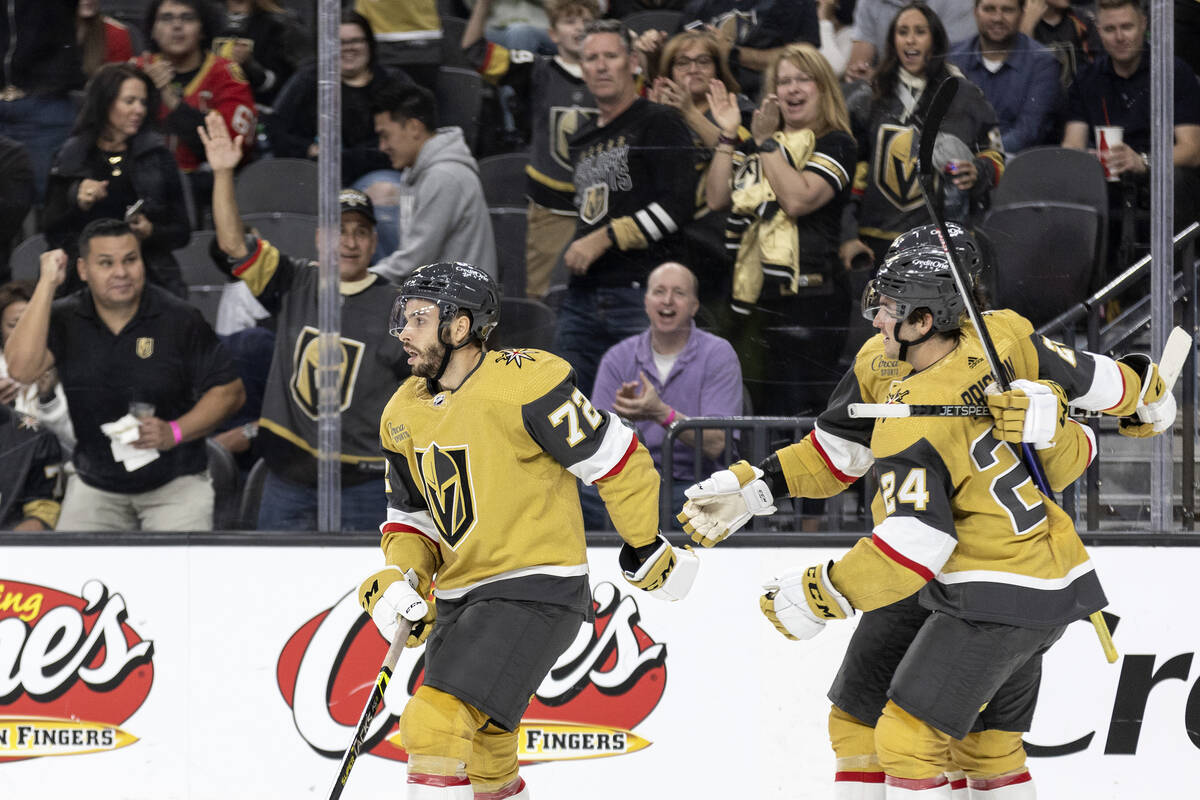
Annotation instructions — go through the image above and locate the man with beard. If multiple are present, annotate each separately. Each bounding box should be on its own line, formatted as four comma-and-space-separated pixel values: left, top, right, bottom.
199, 110, 410, 532
356, 260, 697, 798
948, 0, 1062, 153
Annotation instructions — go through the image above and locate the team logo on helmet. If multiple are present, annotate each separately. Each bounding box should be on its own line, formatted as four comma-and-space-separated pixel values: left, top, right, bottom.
416, 442, 477, 548
873, 124, 923, 211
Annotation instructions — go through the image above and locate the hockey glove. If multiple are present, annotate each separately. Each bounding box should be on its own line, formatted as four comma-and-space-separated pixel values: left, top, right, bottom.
358, 566, 436, 647
677, 460, 777, 547
760, 561, 854, 641
619, 533, 700, 601
984, 379, 1068, 450
1117, 354, 1176, 438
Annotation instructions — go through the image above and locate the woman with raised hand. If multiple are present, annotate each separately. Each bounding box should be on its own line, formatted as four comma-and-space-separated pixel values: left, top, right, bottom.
705, 43, 856, 418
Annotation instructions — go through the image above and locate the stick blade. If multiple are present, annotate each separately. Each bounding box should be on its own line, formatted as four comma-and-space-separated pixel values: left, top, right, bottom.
1158, 326, 1193, 391
918, 77, 959, 177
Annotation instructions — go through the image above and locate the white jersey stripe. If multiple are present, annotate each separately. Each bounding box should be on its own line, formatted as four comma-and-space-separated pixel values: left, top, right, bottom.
1070, 353, 1126, 411
874, 514, 957, 576
813, 422, 874, 478
568, 411, 636, 485
647, 201, 679, 233
381, 506, 438, 539
635, 208, 664, 241
936, 559, 1096, 591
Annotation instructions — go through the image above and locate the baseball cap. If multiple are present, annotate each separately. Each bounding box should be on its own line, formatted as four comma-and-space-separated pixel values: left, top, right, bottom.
339, 188, 376, 226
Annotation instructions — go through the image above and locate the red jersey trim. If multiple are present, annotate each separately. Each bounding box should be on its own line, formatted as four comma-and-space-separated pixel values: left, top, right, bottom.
231, 237, 264, 277
872, 533, 936, 582
381, 521, 440, 548
811, 431, 857, 484
597, 434, 639, 482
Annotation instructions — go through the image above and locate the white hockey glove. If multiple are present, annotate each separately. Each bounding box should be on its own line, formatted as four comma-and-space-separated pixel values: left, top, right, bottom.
358, 566, 435, 647
984, 379, 1067, 450
619, 533, 700, 601
760, 562, 854, 641
1117, 354, 1177, 438
678, 460, 777, 547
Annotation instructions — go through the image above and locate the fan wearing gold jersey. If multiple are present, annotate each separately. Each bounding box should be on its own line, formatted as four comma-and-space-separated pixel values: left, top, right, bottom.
356, 261, 697, 800
679, 223, 1176, 799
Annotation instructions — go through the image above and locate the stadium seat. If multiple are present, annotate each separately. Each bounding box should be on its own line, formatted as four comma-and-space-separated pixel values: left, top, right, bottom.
173, 229, 222, 286
478, 151, 531, 208
434, 66, 484, 152
241, 211, 319, 261
990, 145, 1109, 277
493, 296, 556, 351
234, 157, 320, 216
238, 457, 269, 530
439, 15, 472, 68
489, 207, 528, 298
621, 9, 685, 35
206, 438, 241, 531
977, 201, 1100, 329
8, 233, 47, 282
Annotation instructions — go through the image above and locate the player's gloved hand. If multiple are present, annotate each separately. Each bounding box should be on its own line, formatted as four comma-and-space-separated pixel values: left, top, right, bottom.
1117, 354, 1176, 438
619, 532, 700, 601
358, 566, 436, 647
984, 379, 1068, 450
677, 460, 776, 547
760, 561, 854, 641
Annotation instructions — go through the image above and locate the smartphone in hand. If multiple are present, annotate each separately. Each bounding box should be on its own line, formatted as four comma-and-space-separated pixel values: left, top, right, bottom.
124, 199, 145, 221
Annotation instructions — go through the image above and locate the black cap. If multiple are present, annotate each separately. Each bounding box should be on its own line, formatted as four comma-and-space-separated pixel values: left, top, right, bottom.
339, 188, 376, 226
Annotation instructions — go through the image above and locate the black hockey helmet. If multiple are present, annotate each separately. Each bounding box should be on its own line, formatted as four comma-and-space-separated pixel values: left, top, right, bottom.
391, 261, 501, 346
862, 222, 980, 333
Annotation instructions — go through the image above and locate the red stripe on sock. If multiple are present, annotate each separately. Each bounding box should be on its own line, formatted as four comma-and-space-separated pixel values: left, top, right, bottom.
407, 773, 471, 788
835, 771, 885, 784
885, 775, 950, 791
474, 777, 527, 799
967, 771, 1032, 792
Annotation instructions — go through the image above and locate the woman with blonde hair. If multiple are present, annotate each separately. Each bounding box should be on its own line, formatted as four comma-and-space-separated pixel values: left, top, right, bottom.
706, 42, 856, 418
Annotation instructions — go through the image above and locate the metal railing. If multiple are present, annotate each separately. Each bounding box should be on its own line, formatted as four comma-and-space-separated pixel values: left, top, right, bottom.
660, 415, 842, 532
1039, 222, 1198, 531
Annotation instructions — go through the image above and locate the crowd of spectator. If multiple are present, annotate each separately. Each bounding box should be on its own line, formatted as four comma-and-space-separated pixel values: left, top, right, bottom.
1, 0, 1197, 532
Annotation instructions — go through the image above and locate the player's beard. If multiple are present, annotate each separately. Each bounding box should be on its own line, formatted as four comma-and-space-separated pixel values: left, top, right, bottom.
410, 340, 448, 379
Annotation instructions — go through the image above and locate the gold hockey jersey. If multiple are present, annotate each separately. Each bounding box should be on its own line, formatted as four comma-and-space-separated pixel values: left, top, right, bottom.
776, 310, 1146, 627
377, 348, 659, 612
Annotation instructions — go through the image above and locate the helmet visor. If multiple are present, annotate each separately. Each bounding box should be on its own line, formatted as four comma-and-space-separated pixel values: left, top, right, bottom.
861, 279, 907, 323
389, 295, 446, 339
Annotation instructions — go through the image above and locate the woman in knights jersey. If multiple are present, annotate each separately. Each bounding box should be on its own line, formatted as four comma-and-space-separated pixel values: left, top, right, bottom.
838, 1, 1004, 273
704, 42, 856, 420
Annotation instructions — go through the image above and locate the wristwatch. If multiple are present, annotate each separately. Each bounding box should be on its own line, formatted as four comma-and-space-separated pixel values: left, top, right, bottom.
758, 138, 780, 154
242, 422, 259, 440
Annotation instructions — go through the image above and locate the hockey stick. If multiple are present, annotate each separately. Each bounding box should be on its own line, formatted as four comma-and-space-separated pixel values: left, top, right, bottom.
850, 328, 1194, 419
327, 619, 414, 800
912, 77, 1122, 662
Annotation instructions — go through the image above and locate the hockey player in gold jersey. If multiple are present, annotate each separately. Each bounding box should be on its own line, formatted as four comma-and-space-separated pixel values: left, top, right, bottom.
356, 262, 697, 799
679, 223, 1177, 799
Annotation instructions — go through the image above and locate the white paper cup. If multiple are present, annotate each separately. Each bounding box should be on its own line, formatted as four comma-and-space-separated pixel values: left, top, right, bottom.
1095, 125, 1123, 181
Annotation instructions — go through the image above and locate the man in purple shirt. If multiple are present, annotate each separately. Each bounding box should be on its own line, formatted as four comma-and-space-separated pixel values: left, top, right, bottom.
583, 261, 742, 529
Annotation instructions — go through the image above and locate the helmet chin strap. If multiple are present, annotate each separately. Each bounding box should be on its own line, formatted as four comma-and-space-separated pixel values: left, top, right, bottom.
427, 332, 481, 392
895, 322, 938, 364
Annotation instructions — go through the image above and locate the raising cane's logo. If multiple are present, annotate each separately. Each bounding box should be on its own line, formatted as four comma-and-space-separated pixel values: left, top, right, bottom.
277, 582, 665, 763
0, 579, 154, 762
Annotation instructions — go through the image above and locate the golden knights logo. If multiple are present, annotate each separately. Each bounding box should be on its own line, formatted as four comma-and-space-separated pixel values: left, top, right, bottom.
289, 326, 365, 420
135, 337, 154, 359
873, 124, 922, 211
416, 442, 477, 548
579, 183, 608, 226
551, 106, 599, 171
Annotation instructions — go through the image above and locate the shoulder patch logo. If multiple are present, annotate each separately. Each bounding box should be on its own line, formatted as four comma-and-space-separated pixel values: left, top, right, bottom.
386, 420, 409, 446
967, 356, 983, 368
496, 348, 537, 368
